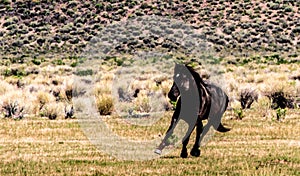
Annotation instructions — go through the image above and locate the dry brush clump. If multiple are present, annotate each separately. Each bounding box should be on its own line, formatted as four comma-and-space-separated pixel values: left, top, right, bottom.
96, 94, 114, 116
2, 100, 24, 120
0, 91, 26, 120
224, 59, 300, 120
131, 90, 151, 113
266, 91, 294, 109
261, 74, 297, 110
64, 105, 74, 119
94, 76, 114, 116
93, 64, 174, 117
35, 91, 55, 111
40, 101, 69, 120
238, 88, 258, 109
0, 70, 76, 120
0, 59, 79, 120
27, 87, 73, 120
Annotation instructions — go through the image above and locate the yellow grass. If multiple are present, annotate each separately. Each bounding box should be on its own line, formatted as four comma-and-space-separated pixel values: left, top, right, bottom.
0, 109, 299, 175
0, 58, 299, 175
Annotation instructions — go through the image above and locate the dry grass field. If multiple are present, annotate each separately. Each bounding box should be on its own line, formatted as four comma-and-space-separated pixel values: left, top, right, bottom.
0, 56, 299, 175
0, 0, 300, 175
0, 109, 299, 175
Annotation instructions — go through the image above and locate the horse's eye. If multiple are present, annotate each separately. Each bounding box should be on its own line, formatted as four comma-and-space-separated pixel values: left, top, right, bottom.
176, 74, 180, 78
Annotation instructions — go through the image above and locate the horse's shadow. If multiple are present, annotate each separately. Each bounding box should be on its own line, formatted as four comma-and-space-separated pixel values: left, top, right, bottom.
160, 155, 181, 159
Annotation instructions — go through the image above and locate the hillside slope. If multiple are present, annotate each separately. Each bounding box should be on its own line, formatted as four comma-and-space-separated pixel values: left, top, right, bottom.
0, 0, 299, 59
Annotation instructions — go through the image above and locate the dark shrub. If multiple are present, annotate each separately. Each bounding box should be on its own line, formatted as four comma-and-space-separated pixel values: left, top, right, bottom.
267, 91, 294, 109
239, 89, 258, 109
2, 101, 24, 120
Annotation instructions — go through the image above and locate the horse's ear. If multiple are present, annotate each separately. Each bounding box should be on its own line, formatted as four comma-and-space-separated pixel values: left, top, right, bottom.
174, 61, 180, 69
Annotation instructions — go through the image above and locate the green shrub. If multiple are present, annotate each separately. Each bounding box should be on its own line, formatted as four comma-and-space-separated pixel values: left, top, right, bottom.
70, 62, 78, 67
170, 100, 177, 110
275, 108, 287, 121
292, 27, 300, 34
66, 9, 75, 16
67, 1, 77, 8
3, 20, 15, 27
233, 108, 244, 120
52, 59, 65, 65
1, 0, 11, 5
3, 68, 27, 77
32, 58, 41, 65
75, 69, 93, 76
166, 134, 179, 146
114, 57, 124, 66
284, 6, 293, 12
3, 68, 12, 77
263, 54, 289, 65
6, 24, 17, 30
95, 3, 104, 10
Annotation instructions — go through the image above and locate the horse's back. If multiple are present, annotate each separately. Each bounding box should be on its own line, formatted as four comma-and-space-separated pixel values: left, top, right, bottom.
206, 83, 228, 112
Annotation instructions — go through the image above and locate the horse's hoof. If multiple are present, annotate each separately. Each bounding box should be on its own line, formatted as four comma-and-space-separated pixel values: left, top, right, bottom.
154, 149, 162, 155
190, 148, 201, 157
217, 123, 231, 133
180, 149, 188, 158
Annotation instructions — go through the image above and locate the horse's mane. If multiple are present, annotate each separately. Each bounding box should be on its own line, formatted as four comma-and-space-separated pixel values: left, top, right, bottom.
184, 64, 206, 86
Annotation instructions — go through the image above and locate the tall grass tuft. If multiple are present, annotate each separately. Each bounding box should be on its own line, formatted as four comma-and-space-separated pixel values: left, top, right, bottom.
40, 103, 61, 120
96, 95, 113, 115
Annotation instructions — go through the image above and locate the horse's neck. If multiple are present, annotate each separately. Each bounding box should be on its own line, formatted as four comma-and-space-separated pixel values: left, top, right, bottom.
180, 82, 199, 99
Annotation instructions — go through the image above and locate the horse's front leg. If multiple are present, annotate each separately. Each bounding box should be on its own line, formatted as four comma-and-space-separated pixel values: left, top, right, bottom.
155, 99, 181, 155
180, 131, 191, 158
190, 120, 203, 157
180, 120, 199, 158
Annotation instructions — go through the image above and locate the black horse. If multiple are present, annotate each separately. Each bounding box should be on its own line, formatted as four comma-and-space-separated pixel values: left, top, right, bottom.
155, 63, 230, 158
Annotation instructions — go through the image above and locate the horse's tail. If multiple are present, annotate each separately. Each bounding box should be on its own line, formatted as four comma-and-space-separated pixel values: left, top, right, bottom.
217, 92, 230, 133
225, 94, 229, 111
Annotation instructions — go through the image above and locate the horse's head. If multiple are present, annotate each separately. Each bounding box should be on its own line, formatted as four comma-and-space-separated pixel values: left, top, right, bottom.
168, 64, 195, 101
168, 82, 180, 102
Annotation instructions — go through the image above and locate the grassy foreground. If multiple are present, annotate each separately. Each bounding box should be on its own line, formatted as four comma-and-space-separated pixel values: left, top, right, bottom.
0, 57, 299, 175
0, 108, 299, 175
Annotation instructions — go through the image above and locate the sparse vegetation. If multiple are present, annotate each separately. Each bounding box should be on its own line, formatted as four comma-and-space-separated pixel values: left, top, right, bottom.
239, 88, 258, 109
267, 91, 294, 109
2, 100, 24, 120
233, 108, 245, 120
0, 0, 299, 59
275, 107, 287, 121
0, 0, 299, 175
64, 105, 74, 119
96, 95, 113, 115
40, 103, 59, 120
0, 106, 299, 175
36, 91, 54, 111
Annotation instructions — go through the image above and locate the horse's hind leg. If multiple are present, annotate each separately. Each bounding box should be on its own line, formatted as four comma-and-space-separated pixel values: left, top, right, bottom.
190, 121, 203, 157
